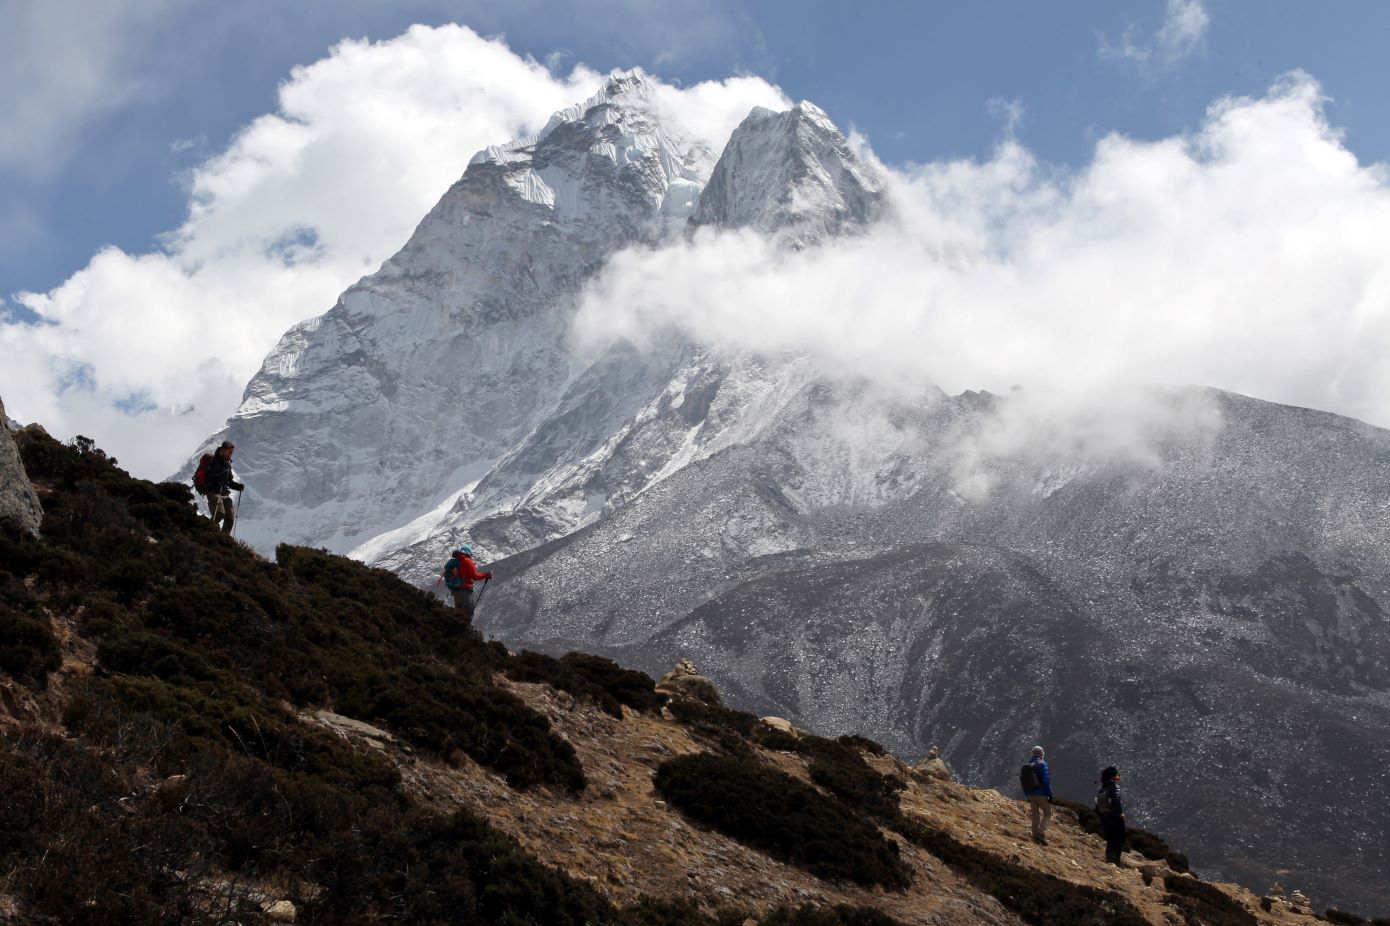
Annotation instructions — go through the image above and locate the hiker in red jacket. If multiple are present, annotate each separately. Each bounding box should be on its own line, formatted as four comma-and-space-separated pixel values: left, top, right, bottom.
443, 544, 492, 618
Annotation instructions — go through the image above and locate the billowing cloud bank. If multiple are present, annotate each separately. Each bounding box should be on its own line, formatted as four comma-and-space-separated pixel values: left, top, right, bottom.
1, 24, 785, 478
577, 73, 1390, 432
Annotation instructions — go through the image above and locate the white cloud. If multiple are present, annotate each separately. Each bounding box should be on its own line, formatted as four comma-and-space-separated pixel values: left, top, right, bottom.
1, 23, 786, 479
576, 73, 1390, 439
1101, 0, 1210, 70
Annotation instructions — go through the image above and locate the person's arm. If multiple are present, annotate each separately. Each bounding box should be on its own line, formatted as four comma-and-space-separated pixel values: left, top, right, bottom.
1112, 785, 1125, 818
461, 557, 491, 582
1041, 761, 1053, 797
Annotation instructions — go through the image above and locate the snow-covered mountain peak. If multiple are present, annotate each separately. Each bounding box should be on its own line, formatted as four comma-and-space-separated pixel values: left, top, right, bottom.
690, 100, 883, 243
464, 69, 707, 221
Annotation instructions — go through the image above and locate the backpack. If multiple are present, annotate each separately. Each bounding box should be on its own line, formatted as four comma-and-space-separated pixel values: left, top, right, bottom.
1095, 787, 1114, 815
1019, 762, 1041, 792
442, 557, 463, 590
192, 453, 213, 493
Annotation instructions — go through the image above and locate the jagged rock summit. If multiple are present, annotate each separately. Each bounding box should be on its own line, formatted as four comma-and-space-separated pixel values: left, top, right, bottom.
0, 396, 42, 537
690, 101, 884, 243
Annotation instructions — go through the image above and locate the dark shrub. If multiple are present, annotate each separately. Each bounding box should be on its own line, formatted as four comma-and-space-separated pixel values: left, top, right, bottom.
99, 628, 215, 682
335, 664, 586, 792
762, 905, 904, 926
561, 651, 663, 713
654, 753, 910, 889
798, 736, 903, 820
504, 650, 661, 717
0, 599, 60, 685
895, 816, 1148, 926
836, 734, 888, 756
667, 699, 760, 755
1325, 910, 1372, 926
1162, 875, 1258, 926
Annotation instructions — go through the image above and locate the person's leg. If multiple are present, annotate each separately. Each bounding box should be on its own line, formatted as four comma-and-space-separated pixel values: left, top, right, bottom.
1039, 797, 1053, 838
451, 587, 476, 618
1028, 796, 1045, 841
1104, 821, 1126, 864
218, 494, 235, 534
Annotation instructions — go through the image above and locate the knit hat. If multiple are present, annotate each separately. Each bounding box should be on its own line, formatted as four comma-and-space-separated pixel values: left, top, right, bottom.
458, 544, 474, 556
1101, 765, 1119, 782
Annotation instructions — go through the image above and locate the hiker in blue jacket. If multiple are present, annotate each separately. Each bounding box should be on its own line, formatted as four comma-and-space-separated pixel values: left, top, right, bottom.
1022, 745, 1054, 844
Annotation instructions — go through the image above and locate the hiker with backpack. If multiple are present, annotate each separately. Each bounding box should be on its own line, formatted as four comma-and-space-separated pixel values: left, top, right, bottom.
1096, 765, 1127, 865
1020, 745, 1053, 844
441, 544, 492, 619
193, 441, 244, 535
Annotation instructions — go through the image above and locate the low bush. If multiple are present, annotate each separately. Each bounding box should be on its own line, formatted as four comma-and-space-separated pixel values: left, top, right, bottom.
798, 735, 904, 820
335, 664, 585, 792
667, 699, 760, 755
1163, 875, 1258, 926
504, 649, 662, 717
654, 753, 910, 889
0, 599, 61, 685
1325, 910, 1372, 926
762, 905, 904, 926
895, 816, 1148, 926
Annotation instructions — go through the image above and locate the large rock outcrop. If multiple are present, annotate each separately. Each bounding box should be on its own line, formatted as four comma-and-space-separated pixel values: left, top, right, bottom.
0, 396, 41, 537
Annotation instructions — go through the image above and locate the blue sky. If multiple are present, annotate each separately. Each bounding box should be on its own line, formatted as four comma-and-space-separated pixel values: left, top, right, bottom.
7, 0, 1390, 304
4, 0, 1390, 476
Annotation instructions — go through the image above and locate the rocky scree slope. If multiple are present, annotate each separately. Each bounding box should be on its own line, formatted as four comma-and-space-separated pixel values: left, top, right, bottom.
4, 431, 1370, 925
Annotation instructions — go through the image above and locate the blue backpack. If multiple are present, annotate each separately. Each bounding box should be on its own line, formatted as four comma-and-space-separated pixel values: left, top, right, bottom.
442, 557, 463, 590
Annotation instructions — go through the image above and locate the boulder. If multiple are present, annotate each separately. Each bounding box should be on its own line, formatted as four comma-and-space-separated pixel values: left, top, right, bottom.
656, 659, 723, 705
914, 746, 953, 782
0, 397, 41, 538
262, 899, 297, 922
758, 716, 801, 738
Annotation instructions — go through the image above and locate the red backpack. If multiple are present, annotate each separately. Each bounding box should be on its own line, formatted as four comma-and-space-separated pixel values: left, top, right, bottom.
192, 453, 213, 493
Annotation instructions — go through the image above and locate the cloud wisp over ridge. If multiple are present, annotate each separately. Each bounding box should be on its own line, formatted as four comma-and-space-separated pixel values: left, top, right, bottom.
577, 73, 1390, 434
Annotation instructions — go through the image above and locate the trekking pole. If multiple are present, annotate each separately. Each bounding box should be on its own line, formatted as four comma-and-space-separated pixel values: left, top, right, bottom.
231, 490, 242, 538
473, 577, 490, 611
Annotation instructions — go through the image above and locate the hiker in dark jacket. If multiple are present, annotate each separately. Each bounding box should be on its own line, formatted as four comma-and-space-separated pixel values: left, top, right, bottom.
1023, 745, 1054, 844
444, 544, 492, 618
1096, 765, 1127, 865
202, 441, 244, 534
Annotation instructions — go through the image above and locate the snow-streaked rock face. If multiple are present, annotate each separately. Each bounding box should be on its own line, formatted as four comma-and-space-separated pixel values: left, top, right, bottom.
187, 72, 713, 553
691, 102, 883, 243
369, 96, 889, 582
